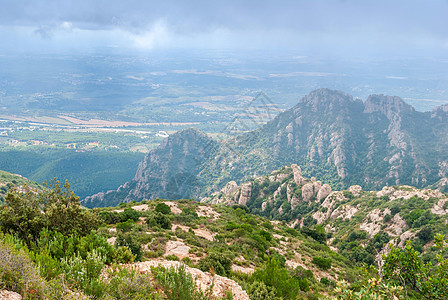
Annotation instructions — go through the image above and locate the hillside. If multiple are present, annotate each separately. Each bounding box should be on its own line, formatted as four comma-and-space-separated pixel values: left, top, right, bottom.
0, 182, 361, 299
83, 89, 448, 207
207, 164, 448, 265
0, 170, 41, 202
2, 169, 448, 299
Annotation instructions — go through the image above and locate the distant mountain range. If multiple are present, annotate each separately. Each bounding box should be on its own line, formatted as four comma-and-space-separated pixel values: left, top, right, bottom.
83, 88, 448, 208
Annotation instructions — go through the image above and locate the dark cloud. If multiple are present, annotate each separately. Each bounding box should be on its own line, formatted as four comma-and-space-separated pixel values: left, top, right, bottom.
0, 0, 447, 54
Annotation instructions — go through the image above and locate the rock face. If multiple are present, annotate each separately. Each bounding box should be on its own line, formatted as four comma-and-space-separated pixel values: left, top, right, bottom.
301, 183, 315, 202
83, 89, 448, 207
317, 184, 332, 200
238, 183, 252, 206
291, 164, 303, 185
83, 128, 217, 207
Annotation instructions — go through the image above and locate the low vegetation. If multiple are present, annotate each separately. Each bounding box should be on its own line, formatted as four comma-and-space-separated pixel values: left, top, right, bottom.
1, 177, 448, 299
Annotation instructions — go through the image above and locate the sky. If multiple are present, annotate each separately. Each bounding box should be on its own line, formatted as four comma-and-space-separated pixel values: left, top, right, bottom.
0, 0, 448, 57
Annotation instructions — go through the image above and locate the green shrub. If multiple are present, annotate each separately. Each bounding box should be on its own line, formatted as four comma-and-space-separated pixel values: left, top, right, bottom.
252, 258, 309, 299
116, 220, 135, 232
198, 252, 232, 276
166, 254, 179, 261
0, 238, 46, 298
113, 246, 136, 263
116, 232, 143, 261
246, 281, 278, 300
60, 249, 106, 298
152, 264, 209, 300
105, 266, 158, 299
121, 208, 141, 222
312, 256, 331, 270
155, 203, 172, 215
147, 212, 171, 230
0, 179, 101, 243
261, 222, 274, 230
99, 211, 121, 224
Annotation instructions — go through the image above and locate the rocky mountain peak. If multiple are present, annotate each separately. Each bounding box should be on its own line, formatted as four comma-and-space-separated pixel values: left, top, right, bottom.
364, 94, 414, 119
296, 88, 355, 113
431, 104, 448, 120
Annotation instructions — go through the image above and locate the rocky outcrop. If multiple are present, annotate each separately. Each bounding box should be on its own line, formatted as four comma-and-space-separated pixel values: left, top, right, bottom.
302, 183, 315, 202
83, 128, 217, 208
132, 261, 249, 300
317, 184, 332, 200
348, 185, 362, 196
330, 205, 358, 220
377, 185, 445, 201
238, 183, 252, 206
0, 291, 22, 300
291, 164, 303, 185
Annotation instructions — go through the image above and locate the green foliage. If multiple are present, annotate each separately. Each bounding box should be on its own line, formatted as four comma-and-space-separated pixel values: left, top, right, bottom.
198, 252, 232, 276
261, 222, 274, 230
100, 211, 122, 224
252, 258, 309, 299
116, 232, 143, 261
152, 264, 210, 300
155, 203, 172, 215
312, 256, 331, 270
60, 249, 106, 298
121, 208, 141, 222
371, 232, 390, 251
301, 224, 327, 244
0, 179, 101, 243
147, 212, 172, 230
105, 266, 159, 299
0, 237, 46, 298
381, 235, 448, 299
337, 234, 448, 300
246, 281, 279, 300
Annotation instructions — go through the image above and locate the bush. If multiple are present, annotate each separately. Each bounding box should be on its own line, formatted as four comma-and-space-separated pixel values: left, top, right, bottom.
152, 264, 209, 300
301, 225, 327, 243
261, 222, 274, 230
155, 203, 172, 215
105, 266, 158, 299
0, 238, 46, 298
198, 252, 232, 276
0, 179, 101, 243
116, 220, 135, 232
147, 212, 171, 230
247, 281, 277, 300
252, 258, 309, 299
121, 208, 141, 222
116, 232, 143, 261
165, 254, 179, 261
312, 256, 331, 270
60, 249, 106, 298
99, 211, 121, 224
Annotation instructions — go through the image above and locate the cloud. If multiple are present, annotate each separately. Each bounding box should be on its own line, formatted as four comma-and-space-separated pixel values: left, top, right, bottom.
0, 0, 447, 55
131, 20, 170, 49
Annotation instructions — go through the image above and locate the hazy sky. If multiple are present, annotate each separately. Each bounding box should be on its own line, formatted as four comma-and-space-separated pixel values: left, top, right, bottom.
1, 0, 448, 57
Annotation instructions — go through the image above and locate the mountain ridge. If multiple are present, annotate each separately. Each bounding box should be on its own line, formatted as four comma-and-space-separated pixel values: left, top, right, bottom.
83, 88, 448, 207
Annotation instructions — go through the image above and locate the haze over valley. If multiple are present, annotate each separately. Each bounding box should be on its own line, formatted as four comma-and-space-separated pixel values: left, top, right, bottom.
1, 1, 448, 299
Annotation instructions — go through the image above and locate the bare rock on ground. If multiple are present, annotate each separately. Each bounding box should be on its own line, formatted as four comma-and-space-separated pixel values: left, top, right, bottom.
133, 261, 250, 300
0, 291, 22, 300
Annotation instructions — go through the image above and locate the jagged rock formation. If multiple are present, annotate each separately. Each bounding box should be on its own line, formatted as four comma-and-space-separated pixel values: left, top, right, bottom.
208, 163, 448, 267
83, 128, 217, 207
83, 89, 448, 207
